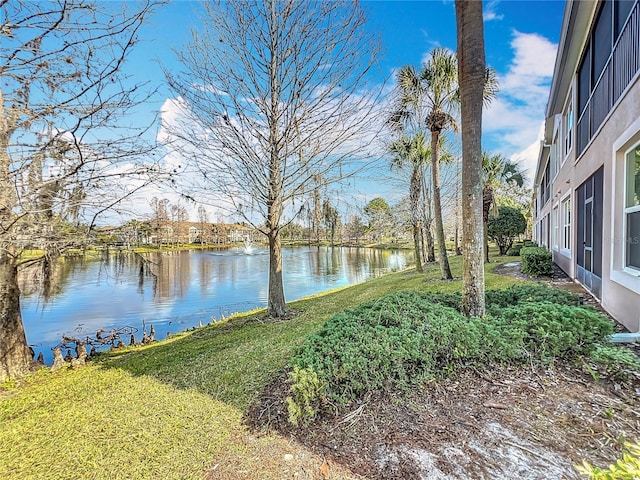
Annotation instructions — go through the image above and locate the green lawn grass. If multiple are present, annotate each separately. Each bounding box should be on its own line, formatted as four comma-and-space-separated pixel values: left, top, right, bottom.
0, 254, 527, 479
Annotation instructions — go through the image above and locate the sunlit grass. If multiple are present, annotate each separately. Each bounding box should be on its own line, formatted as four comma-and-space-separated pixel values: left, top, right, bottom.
0, 367, 239, 480
1, 253, 527, 479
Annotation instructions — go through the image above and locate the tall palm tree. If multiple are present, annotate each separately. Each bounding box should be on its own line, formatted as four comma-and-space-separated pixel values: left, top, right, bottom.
456, 0, 489, 317
388, 65, 435, 267
389, 133, 430, 272
394, 50, 457, 279
389, 43, 498, 283
393, 48, 498, 280
482, 153, 525, 263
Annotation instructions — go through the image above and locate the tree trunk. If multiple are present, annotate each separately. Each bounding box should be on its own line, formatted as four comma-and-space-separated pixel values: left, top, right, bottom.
425, 225, 436, 262
431, 130, 453, 280
423, 210, 436, 263
267, 229, 287, 317
410, 168, 424, 272
456, 0, 486, 317
413, 224, 423, 272
483, 220, 490, 263
0, 255, 34, 382
483, 186, 492, 263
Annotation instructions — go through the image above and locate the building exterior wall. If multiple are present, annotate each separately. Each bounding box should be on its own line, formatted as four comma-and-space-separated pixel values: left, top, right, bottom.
534, 0, 640, 332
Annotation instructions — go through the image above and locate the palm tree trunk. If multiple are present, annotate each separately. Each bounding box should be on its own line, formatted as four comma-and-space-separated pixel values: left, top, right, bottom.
456, 0, 485, 317
0, 254, 34, 382
422, 179, 436, 262
426, 226, 435, 262
483, 186, 492, 263
413, 224, 423, 272
430, 130, 453, 280
410, 168, 424, 272
483, 221, 490, 263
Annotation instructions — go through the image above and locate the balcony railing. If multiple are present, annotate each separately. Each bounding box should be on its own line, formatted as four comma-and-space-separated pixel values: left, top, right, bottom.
577, 1, 640, 155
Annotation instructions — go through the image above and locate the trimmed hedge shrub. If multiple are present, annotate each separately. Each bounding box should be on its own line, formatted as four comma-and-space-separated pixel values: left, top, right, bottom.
521, 246, 554, 276
507, 244, 522, 256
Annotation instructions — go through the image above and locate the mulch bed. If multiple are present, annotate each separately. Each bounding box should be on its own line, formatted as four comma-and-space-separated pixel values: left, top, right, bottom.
247, 365, 639, 479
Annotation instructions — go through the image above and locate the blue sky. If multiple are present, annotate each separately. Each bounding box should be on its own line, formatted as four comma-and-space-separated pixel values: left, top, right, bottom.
124, 0, 565, 220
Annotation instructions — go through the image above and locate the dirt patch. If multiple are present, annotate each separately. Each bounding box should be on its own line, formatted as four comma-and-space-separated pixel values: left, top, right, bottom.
204, 423, 364, 480
247, 366, 639, 479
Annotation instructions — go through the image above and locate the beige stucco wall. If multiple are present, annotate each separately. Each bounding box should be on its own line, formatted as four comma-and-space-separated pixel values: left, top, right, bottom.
563, 74, 640, 332
551, 146, 575, 278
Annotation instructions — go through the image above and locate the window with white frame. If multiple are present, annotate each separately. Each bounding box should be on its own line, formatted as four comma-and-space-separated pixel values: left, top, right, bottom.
552, 205, 559, 250
540, 214, 549, 248
625, 143, 640, 271
561, 196, 571, 252
563, 96, 573, 161
540, 161, 551, 206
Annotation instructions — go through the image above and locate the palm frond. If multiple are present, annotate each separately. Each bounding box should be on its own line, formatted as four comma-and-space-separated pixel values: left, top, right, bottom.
483, 67, 499, 107
482, 152, 527, 188
421, 47, 458, 108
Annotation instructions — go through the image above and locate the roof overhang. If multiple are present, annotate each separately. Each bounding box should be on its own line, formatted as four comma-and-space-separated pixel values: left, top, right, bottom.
533, 115, 558, 185
533, 142, 550, 186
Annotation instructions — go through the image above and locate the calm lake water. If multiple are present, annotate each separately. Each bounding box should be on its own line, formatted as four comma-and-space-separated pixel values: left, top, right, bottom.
20, 246, 413, 363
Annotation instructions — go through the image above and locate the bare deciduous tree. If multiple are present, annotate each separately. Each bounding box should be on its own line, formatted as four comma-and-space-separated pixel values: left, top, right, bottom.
1, 0, 159, 380
149, 197, 170, 246
164, 0, 382, 317
322, 200, 340, 247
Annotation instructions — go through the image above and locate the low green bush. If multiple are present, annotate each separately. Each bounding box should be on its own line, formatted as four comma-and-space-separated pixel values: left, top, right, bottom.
286, 286, 619, 424
588, 344, 640, 382
521, 246, 554, 276
409, 285, 577, 313
419, 291, 463, 310
575, 442, 640, 479
287, 292, 521, 422
496, 302, 614, 363
485, 284, 580, 316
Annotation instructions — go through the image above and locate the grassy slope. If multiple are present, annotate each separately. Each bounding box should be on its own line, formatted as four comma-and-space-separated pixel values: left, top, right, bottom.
0, 256, 525, 479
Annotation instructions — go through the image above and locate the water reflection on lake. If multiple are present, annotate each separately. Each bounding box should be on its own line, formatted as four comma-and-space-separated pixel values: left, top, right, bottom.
20, 246, 413, 363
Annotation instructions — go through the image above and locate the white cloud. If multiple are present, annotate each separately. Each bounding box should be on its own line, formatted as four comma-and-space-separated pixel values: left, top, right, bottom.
509, 121, 545, 181
483, 1, 504, 21
419, 29, 442, 53
483, 30, 558, 185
